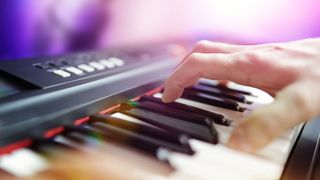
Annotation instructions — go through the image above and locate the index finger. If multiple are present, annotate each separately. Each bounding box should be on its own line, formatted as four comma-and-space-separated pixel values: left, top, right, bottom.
162, 52, 251, 103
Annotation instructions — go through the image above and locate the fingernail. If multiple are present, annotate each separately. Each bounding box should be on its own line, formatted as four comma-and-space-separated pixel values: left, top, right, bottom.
161, 89, 169, 103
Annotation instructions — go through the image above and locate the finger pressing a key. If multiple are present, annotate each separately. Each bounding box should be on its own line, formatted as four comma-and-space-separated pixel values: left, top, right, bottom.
162, 49, 299, 103
162, 52, 234, 103
163, 39, 320, 151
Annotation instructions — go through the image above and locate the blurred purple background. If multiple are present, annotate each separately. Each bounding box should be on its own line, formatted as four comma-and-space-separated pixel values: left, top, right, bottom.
1, 0, 320, 60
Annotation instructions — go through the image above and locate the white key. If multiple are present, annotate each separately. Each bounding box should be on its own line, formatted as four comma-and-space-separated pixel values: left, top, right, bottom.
108, 57, 125, 66
199, 79, 274, 104
169, 153, 247, 180
88, 61, 105, 70
65, 66, 84, 75
257, 139, 292, 164
54, 135, 85, 150
99, 59, 116, 69
189, 141, 283, 180
0, 149, 49, 177
52, 69, 71, 78
215, 124, 233, 144
112, 112, 146, 124
78, 64, 95, 72
111, 112, 160, 129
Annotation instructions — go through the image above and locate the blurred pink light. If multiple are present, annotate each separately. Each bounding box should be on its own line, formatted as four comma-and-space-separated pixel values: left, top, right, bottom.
186, 0, 320, 42
106, 0, 320, 45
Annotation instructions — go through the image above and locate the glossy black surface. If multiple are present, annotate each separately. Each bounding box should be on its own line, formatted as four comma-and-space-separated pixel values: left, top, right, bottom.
188, 84, 247, 103
122, 108, 217, 143
199, 81, 252, 96
139, 95, 232, 126
122, 101, 213, 128
182, 89, 241, 111
90, 114, 193, 154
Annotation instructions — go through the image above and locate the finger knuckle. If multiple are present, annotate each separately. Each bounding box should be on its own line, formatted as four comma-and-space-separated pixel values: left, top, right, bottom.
194, 40, 211, 51
188, 53, 202, 64
271, 44, 287, 51
235, 51, 267, 69
244, 51, 262, 61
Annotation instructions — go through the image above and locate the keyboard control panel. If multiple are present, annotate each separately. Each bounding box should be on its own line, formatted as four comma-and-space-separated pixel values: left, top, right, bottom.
0, 45, 173, 89
33, 56, 125, 79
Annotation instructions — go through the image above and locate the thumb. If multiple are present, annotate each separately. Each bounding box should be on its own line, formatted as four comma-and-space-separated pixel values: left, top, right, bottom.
228, 78, 320, 152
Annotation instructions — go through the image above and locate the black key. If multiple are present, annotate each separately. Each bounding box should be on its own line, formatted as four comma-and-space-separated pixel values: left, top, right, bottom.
182, 90, 242, 111
66, 124, 193, 157
93, 122, 193, 155
121, 108, 218, 143
139, 96, 232, 126
188, 85, 247, 103
90, 114, 193, 153
120, 101, 216, 133
30, 139, 77, 154
66, 124, 165, 157
199, 81, 253, 96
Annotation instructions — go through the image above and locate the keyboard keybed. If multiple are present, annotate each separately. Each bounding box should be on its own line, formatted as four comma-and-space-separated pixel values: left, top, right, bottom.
0, 79, 300, 179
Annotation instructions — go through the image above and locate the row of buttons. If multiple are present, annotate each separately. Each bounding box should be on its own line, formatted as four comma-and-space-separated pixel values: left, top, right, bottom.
51, 57, 125, 78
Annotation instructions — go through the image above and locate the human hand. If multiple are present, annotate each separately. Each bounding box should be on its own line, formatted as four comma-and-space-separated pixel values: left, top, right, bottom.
162, 38, 320, 152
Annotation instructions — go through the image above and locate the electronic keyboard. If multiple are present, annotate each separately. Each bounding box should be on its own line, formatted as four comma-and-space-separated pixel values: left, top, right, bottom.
0, 43, 320, 180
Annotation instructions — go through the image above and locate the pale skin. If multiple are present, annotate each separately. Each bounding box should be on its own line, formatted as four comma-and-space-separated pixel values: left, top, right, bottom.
162, 38, 320, 152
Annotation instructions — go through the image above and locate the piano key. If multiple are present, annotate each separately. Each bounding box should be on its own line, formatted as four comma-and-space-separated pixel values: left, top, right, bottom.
30, 139, 77, 154
207, 123, 294, 165
121, 101, 217, 135
92, 122, 193, 155
258, 137, 293, 159
153, 93, 244, 122
182, 89, 242, 111
199, 80, 253, 96
53, 134, 89, 151
205, 117, 295, 166
108, 113, 264, 176
139, 95, 232, 126
111, 112, 159, 128
188, 84, 248, 103
0, 148, 49, 177
189, 141, 283, 180
215, 124, 233, 144
168, 152, 254, 180
90, 114, 194, 154
66, 124, 192, 157
121, 108, 217, 143
56, 133, 173, 177
54, 133, 117, 154
66, 125, 166, 157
